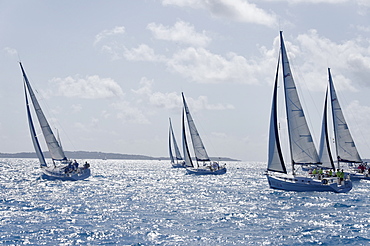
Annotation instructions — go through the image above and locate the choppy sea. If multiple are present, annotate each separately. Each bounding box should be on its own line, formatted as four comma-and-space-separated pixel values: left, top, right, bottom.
1, 159, 370, 245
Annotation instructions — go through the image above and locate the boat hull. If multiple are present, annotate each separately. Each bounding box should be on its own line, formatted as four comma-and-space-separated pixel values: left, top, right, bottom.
171, 162, 185, 168
349, 172, 370, 181
41, 167, 91, 181
266, 174, 352, 193
186, 166, 227, 175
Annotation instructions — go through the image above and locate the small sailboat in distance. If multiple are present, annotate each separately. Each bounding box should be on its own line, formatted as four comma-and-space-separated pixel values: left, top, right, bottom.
265, 32, 352, 193
181, 93, 226, 175
168, 117, 185, 168
20, 62, 91, 181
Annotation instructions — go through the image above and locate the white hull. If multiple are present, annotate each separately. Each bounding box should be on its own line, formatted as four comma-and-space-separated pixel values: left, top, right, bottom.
186, 166, 226, 175
266, 173, 352, 193
41, 166, 91, 181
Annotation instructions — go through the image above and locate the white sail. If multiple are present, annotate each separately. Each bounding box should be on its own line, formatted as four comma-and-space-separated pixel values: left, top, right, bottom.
181, 93, 210, 162
20, 62, 67, 161
318, 88, 335, 169
169, 120, 175, 164
267, 56, 287, 173
24, 84, 47, 167
328, 68, 361, 163
280, 31, 320, 165
182, 110, 193, 167
169, 118, 183, 163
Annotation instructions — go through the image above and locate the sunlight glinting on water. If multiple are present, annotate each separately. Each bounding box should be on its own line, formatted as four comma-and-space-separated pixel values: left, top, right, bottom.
1, 159, 370, 245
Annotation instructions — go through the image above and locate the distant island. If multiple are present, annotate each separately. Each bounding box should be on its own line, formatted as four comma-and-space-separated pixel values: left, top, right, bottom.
0, 151, 240, 162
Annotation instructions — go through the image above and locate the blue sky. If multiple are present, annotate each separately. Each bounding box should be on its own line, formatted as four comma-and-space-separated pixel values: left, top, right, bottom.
1, 0, 370, 161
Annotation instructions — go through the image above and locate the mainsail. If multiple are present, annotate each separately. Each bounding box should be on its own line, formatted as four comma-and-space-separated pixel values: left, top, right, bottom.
181, 93, 210, 162
328, 68, 361, 164
318, 87, 335, 170
280, 31, 320, 166
267, 54, 286, 173
20, 62, 67, 162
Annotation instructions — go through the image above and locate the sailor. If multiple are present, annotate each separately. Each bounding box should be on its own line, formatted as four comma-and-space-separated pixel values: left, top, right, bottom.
211, 161, 219, 171
312, 168, 317, 175
318, 168, 323, 180
73, 160, 79, 171
84, 161, 90, 169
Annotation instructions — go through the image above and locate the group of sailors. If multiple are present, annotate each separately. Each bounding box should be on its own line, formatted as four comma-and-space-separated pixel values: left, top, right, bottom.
309, 168, 347, 184
63, 160, 90, 174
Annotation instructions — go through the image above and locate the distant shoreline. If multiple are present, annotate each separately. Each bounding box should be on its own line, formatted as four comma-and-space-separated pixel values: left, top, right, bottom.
0, 151, 240, 162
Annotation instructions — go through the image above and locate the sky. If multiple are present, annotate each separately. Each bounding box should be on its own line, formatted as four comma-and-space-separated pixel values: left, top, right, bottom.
1, 0, 370, 162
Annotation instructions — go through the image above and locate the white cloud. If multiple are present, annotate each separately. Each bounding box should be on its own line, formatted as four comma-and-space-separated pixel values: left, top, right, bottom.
294, 30, 370, 90
162, 0, 277, 27
94, 26, 125, 45
253, 30, 370, 91
147, 21, 211, 47
132, 77, 234, 111
50, 75, 124, 99
4, 47, 18, 56
111, 101, 150, 124
184, 95, 235, 111
167, 47, 260, 84
71, 104, 82, 113
344, 100, 370, 151
124, 44, 166, 62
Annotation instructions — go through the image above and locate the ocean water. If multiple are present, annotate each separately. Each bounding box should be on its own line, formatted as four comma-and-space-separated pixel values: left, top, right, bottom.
0, 159, 370, 245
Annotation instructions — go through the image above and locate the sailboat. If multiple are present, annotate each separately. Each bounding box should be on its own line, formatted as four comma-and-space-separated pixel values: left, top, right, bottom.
168, 117, 185, 168
20, 62, 91, 181
265, 32, 352, 193
327, 68, 370, 180
181, 93, 226, 175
